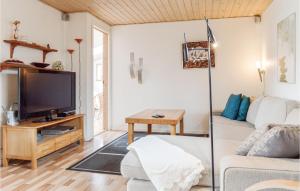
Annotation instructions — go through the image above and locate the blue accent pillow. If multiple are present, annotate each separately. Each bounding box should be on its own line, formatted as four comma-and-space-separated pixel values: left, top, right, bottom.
237, 96, 250, 121
222, 94, 242, 120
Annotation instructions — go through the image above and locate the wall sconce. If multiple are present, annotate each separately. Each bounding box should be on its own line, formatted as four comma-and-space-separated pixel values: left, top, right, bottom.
129, 52, 143, 84
256, 61, 265, 82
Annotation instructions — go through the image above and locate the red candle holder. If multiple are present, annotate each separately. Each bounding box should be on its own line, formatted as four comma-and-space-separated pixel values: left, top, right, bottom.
75, 38, 83, 44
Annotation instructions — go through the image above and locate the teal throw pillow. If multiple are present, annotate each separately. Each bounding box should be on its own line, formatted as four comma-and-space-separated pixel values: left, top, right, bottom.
222, 94, 242, 120
237, 96, 250, 121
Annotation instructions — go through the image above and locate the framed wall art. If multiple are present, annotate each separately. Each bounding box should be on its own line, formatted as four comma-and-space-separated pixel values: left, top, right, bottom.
277, 13, 296, 83
182, 41, 215, 69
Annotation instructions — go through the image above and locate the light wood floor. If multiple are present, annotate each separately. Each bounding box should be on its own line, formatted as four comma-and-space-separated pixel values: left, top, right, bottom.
0, 131, 211, 191
0, 131, 127, 191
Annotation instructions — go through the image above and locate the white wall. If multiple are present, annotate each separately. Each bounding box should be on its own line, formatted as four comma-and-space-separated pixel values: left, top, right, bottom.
0, 0, 67, 148
65, 12, 88, 122
65, 13, 111, 141
1, 0, 66, 64
111, 18, 262, 134
0, 2, 111, 142
261, 0, 300, 101
0, 0, 66, 117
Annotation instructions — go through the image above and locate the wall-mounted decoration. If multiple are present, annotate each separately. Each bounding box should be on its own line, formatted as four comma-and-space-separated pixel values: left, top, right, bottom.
182, 41, 215, 69
130, 52, 135, 79
12, 20, 21, 40
137, 58, 143, 84
277, 13, 296, 83
129, 52, 143, 84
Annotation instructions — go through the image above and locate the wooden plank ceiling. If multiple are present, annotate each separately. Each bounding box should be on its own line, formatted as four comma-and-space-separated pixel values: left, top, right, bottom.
40, 0, 273, 26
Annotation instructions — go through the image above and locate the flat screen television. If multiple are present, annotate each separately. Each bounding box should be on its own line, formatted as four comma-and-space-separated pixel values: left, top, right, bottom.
18, 68, 76, 121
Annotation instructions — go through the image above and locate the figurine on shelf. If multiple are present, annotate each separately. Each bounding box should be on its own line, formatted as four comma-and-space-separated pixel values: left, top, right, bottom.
12, 20, 21, 40
52, 61, 64, 71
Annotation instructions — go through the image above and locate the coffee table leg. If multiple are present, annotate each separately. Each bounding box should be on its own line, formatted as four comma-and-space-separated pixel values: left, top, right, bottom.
147, 124, 152, 134
128, 123, 134, 144
31, 158, 37, 170
180, 119, 184, 135
170, 124, 176, 135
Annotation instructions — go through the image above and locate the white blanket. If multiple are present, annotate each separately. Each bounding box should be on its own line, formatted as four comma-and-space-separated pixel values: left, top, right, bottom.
127, 136, 205, 191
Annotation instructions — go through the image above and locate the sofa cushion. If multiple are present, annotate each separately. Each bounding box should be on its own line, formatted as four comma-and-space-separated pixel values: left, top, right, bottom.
254, 97, 298, 129
222, 94, 242, 120
213, 115, 255, 141
127, 179, 211, 191
121, 136, 211, 182
121, 135, 241, 187
285, 108, 300, 125
246, 96, 264, 124
127, 179, 156, 191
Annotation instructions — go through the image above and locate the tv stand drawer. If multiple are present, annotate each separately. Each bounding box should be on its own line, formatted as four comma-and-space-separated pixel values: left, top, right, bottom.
36, 130, 83, 158
37, 140, 56, 158
55, 134, 71, 150
70, 130, 82, 143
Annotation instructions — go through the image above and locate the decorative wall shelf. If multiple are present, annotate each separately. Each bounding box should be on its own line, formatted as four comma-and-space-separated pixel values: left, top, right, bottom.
0, 62, 31, 72
3, 40, 58, 63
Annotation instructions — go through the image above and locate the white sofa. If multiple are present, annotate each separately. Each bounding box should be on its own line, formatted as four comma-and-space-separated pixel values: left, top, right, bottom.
121, 96, 300, 191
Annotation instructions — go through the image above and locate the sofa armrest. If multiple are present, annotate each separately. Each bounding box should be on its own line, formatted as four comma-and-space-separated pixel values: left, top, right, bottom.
245, 179, 300, 191
220, 155, 300, 191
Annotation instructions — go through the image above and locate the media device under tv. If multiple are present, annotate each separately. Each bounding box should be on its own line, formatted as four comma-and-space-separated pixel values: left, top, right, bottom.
18, 68, 76, 122
57, 111, 76, 117
41, 125, 75, 135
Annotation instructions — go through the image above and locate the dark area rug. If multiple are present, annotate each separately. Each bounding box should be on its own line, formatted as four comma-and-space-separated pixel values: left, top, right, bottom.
67, 132, 206, 175
67, 132, 145, 175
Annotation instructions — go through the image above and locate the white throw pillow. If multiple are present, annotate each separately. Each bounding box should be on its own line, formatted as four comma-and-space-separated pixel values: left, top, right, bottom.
246, 96, 264, 125
285, 108, 300, 125
254, 97, 297, 129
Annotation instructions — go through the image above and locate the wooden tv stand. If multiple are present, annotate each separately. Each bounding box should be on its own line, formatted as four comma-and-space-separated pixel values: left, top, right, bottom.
2, 114, 84, 169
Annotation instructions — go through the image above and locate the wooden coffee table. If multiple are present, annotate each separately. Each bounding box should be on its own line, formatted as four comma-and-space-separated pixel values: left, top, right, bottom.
125, 109, 185, 144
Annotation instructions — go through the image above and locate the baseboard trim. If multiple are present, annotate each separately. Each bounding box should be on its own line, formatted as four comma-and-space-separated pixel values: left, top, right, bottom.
134, 131, 209, 137
111, 126, 208, 136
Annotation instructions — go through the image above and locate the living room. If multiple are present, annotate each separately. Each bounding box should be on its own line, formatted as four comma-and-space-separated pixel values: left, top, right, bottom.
0, 0, 299, 191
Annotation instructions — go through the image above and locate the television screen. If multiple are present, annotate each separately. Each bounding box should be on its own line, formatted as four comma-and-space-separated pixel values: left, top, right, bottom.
19, 68, 76, 120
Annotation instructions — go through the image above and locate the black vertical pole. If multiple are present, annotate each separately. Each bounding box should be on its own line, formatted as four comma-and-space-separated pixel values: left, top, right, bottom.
184, 19, 216, 190
207, 22, 215, 190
